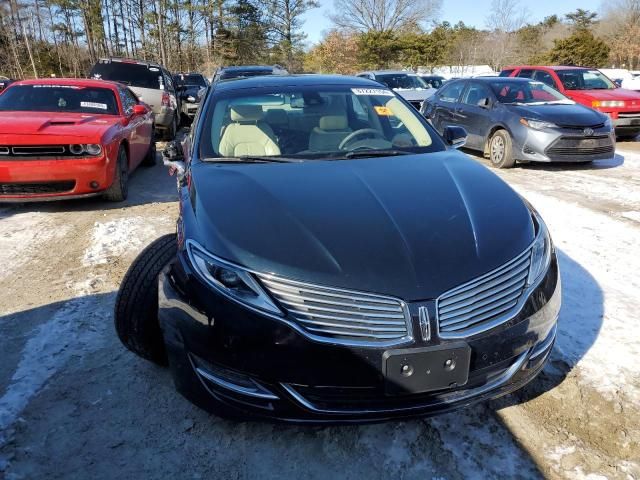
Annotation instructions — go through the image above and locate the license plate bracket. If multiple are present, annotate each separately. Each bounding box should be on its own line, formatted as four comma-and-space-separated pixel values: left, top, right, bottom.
383, 344, 471, 395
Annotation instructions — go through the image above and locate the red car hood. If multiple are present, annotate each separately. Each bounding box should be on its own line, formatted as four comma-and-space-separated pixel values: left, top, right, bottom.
567, 88, 640, 103
0, 112, 121, 142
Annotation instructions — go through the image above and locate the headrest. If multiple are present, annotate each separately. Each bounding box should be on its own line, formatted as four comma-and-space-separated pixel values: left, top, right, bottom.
230, 105, 264, 122
319, 115, 348, 131
264, 109, 288, 125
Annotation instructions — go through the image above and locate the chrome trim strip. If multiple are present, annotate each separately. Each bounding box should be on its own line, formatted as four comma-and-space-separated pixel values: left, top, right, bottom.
281, 350, 530, 415
530, 323, 557, 360
257, 273, 414, 347
0, 147, 9, 155
195, 367, 279, 400
435, 243, 539, 339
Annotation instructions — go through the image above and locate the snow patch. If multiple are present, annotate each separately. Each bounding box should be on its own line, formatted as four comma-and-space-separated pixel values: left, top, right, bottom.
512, 187, 640, 407
0, 211, 71, 276
82, 217, 162, 266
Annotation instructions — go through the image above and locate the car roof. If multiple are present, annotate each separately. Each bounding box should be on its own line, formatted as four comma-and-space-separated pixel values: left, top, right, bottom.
220, 65, 276, 72
95, 57, 166, 70
366, 70, 414, 75
11, 77, 122, 89
504, 65, 589, 71
213, 74, 384, 92
449, 77, 532, 83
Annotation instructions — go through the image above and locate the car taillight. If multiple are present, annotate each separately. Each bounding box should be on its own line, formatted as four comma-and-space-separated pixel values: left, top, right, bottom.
161, 92, 170, 107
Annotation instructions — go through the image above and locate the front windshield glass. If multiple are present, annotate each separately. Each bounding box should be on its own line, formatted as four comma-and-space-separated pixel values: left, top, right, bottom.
200, 85, 443, 161
490, 81, 573, 105
175, 74, 207, 87
556, 69, 616, 90
90, 62, 162, 89
220, 70, 272, 80
0, 84, 119, 115
376, 74, 428, 90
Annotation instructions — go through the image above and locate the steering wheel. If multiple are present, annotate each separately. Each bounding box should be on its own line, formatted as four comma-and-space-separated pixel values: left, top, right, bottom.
339, 128, 386, 150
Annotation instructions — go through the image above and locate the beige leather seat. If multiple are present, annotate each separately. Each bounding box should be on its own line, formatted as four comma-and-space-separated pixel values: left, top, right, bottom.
219, 105, 281, 157
308, 115, 352, 152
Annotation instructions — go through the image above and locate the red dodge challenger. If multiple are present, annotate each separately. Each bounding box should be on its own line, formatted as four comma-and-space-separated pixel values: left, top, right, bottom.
0, 78, 155, 202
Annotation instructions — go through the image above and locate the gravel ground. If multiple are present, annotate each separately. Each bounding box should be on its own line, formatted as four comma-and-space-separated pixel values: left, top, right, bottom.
0, 136, 639, 480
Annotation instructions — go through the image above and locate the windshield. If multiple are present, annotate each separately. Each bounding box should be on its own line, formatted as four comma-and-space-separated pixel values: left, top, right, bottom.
90, 62, 162, 90
556, 69, 616, 90
490, 81, 572, 105
421, 77, 444, 89
376, 74, 428, 90
0, 84, 119, 115
175, 74, 207, 87
200, 85, 443, 161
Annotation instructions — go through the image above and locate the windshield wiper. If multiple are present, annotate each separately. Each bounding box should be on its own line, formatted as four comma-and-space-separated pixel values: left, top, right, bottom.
201, 156, 301, 164
344, 149, 413, 159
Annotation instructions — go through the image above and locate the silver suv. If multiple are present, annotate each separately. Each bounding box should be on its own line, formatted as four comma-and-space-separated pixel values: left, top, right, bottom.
90, 58, 181, 140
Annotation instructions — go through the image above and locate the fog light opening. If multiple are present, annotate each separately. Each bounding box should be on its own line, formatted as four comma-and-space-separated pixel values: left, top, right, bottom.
89, 181, 100, 189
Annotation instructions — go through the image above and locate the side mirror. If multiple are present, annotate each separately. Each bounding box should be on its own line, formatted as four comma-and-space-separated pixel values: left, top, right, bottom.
477, 97, 491, 108
132, 104, 148, 115
613, 79, 622, 88
443, 126, 467, 149
162, 141, 186, 182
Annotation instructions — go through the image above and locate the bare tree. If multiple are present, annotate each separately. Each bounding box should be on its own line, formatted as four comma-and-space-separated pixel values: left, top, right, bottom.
329, 0, 442, 32
485, 0, 528, 70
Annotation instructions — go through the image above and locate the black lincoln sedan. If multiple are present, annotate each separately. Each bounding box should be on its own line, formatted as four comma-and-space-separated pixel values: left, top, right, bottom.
115, 75, 561, 423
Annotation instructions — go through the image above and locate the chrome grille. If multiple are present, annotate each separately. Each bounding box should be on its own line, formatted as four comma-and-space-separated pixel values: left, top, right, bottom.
257, 274, 412, 346
437, 248, 532, 338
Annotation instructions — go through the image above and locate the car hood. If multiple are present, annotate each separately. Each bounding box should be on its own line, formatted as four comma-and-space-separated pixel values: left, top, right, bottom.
0, 111, 119, 139
507, 103, 606, 126
567, 87, 640, 102
189, 152, 535, 301
393, 89, 435, 102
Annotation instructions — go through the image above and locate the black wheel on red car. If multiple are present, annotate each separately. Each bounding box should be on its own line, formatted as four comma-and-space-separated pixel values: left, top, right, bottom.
114, 233, 177, 365
489, 129, 515, 169
103, 146, 129, 202
142, 135, 157, 167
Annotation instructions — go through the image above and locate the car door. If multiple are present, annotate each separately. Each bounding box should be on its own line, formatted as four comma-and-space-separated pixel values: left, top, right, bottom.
455, 82, 494, 150
119, 87, 146, 166
429, 81, 466, 133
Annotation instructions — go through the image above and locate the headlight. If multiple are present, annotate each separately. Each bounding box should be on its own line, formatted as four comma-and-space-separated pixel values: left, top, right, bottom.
528, 212, 552, 286
68, 144, 102, 156
592, 100, 625, 108
187, 95, 196, 103
520, 118, 557, 130
85, 144, 102, 155
186, 240, 282, 315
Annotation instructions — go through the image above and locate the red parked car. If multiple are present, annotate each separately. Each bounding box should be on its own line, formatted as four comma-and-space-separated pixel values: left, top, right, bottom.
501, 66, 640, 138
0, 78, 155, 202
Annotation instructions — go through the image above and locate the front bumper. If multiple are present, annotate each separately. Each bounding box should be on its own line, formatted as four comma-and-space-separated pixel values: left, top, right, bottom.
158, 252, 561, 423
0, 154, 114, 201
513, 126, 615, 163
612, 116, 640, 135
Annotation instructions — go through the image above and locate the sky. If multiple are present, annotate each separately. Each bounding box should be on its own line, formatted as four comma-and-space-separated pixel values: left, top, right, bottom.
301, 0, 603, 45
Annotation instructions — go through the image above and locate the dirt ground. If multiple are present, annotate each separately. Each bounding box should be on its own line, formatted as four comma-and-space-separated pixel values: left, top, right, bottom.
0, 136, 639, 480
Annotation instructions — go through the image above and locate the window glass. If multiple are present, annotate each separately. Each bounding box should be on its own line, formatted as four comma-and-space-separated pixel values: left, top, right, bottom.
438, 82, 465, 103
375, 74, 428, 89
556, 69, 616, 90
499, 69, 515, 77
90, 61, 162, 90
119, 87, 138, 114
0, 84, 119, 115
517, 69, 535, 79
200, 86, 445, 160
534, 71, 557, 88
461, 83, 492, 106
490, 80, 572, 104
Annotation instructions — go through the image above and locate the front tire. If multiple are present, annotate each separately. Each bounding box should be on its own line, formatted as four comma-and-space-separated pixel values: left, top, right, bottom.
489, 130, 516, 169
114, 233, 177, 365
103, 146, 129, 202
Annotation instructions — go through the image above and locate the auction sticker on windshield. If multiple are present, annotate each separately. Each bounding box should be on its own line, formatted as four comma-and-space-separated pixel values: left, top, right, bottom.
374, 106, 394, 116
80, 102, 108, 110
351, 88, 394, 96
